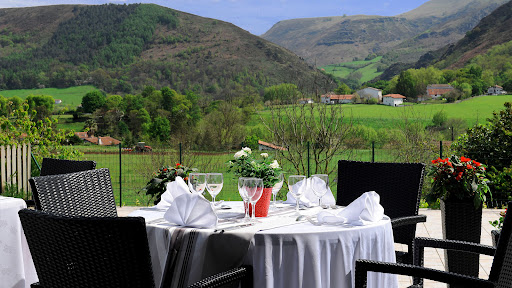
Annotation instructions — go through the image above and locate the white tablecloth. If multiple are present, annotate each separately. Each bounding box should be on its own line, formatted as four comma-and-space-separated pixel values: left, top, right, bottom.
130, 202, 398, 288
0, 196, 37, 288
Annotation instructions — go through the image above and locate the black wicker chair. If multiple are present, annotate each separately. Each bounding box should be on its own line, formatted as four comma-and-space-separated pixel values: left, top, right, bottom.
19, 209, 251, 288
355, 201, 512, 288
337, 160, 426, 264
29, 168, 117, 217
40, 158, 96, 176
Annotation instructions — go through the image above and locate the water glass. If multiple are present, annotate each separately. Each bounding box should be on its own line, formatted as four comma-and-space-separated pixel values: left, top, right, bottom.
311, 174, 329, 206
238, 177, 250, 221
288, 175, 306, 215
271, 173, 284, 209
188, 173, 206, 195
206, 173, 223, 206
244, 178, 264, 221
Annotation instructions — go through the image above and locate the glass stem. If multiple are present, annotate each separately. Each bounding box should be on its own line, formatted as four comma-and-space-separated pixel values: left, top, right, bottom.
251, 203, 256, 220
296, 198, 300, 213
272, 193, 276, 207
245, 201, 250, 219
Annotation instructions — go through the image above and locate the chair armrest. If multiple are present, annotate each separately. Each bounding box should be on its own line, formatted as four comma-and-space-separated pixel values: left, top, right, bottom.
187, 266, 252, 288
413, 237, 496, 266
355, 259, 494, 288
391, 214, 426, 228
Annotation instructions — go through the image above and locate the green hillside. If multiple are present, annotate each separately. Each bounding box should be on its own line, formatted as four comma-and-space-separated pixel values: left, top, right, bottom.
319, 56, 383, 83
0, 85, 96, 107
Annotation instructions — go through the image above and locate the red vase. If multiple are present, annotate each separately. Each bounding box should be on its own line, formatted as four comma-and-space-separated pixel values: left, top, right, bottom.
246, 187, 272, 217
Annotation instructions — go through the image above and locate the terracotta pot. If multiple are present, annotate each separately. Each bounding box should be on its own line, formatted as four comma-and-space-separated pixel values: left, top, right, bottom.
246, 187, 272, 217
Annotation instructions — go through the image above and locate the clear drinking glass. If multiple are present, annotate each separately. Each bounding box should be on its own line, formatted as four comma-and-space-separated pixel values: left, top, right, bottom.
244, 178, 264, 222
271, 173, 284, 209
238, 177, 250, 222
311, 174, 329, 207
288, 175, 306, 215
206, 173, 223, 206
188, 173, 206, 195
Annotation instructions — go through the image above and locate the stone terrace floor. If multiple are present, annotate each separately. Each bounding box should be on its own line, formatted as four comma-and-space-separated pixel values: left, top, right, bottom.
118, 206, 504, 288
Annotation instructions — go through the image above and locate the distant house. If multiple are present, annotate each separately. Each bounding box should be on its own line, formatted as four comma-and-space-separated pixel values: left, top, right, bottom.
488, 85, 505, 95
426, 84, 453, 99
74, 132, 121, 146
320, 94, 353, 104
383, 94, 406, 106
356, 87, 382, 102
258, 140, 287, 151
298, 98, 314, 104
54, 99, 62, 104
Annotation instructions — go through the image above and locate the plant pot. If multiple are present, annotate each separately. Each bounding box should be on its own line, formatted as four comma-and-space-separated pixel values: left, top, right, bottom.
246, 187, 272, 217
491, 229, 501, 247
441, 199, 482, 286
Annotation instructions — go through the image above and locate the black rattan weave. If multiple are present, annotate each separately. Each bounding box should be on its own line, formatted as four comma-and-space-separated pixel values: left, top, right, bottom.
355, 201, 512, 288
337, 160, 426, 264
19, 209, 252, 288
40, 158, 96, 176
29, 168, 118, 217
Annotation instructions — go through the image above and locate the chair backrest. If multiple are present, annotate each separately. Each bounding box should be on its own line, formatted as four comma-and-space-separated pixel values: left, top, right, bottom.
489, 202, 512, 286
40, 158, 96, 176
337, 160, 425, 244
29, 168, 117, 217
18, 209, 155, 288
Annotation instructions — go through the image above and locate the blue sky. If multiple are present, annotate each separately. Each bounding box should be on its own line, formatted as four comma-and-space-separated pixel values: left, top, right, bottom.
0, 0, 430, 35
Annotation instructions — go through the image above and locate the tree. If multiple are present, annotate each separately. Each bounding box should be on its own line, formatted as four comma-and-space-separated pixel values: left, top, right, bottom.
81, 90, 106, 113
150, 116, 171, 142
334, 83, 352, 95
263, 83, 302, 103
432, 111, 447, 127
396, 70, 417, 98
25, 94, 55, 121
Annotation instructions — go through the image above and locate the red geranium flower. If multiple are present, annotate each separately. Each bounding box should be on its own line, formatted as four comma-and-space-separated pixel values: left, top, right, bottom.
163, 168, 167, 172
461, 156, 471, 163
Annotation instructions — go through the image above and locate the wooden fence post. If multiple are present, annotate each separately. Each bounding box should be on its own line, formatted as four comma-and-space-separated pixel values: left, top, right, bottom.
0, 146, 5, 193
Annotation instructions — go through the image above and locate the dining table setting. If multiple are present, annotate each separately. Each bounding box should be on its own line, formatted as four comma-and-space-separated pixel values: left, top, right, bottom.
129, 173, 399, 288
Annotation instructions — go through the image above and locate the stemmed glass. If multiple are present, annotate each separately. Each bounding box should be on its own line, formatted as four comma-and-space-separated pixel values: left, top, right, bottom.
288, 175, 306, 215
271, 173, 284, 210
206, 173, 223, 207
244, 178, 264, 222
188, 173, 206, 195
238, 177, 250, 222
311, 174, 329, 207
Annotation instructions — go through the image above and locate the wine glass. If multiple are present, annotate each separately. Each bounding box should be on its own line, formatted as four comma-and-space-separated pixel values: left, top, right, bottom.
271, 173, 284, 210
206, 173, 223, 206
238, 177, 250, 222
311, 174, 329, 207
288, 175, 306, 215
188, 173, 206, 195
244, 178, 264, 222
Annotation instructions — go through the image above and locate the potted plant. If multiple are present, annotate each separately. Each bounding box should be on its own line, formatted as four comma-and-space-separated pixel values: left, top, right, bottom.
227, 147, 282, 217
426, 155, 491, 279
141, 163, 197, 205
489, 209, 506, 247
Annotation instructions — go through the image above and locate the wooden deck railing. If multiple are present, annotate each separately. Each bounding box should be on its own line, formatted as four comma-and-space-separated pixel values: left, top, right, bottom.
0, 144, 31, 195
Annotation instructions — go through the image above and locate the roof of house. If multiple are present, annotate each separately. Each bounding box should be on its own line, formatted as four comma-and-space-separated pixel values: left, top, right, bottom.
321, 94, 352, 100
490, 85, 503, 89
427, 88, 453, 96
258, 140, 287, 151
83, 136, 121, 146
358, 87, 381, 91
427, 84, 453, 89
383, 94, 406, 99
75, 132, 89, 139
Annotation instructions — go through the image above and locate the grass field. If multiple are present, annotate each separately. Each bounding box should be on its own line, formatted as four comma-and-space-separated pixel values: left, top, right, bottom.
319, 56, 383, 82
0, 85, 97, 107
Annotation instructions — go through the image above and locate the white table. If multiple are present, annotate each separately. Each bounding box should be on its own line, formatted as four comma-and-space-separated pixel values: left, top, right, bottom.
0, 196, 37, 288
130, 202, 398, 288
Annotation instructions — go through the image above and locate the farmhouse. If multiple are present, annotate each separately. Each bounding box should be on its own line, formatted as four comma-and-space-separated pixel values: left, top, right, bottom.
75, 132, 121, 146
488, 85, 506, 95
383, 94, 406, 106
356, 87, 382, 102
320, 94, 353, 104
54, 99, 62, 104
258, 140, 287, 151
426, 84, 453, 98
298, 98, 314, 104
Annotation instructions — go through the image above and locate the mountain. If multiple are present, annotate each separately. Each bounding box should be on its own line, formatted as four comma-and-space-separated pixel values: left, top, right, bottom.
261, 0, 507, 67
0, 4, 336, 98
415, 0, 512, 69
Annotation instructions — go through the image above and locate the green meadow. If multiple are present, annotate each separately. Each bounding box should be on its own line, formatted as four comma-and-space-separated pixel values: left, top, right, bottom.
0, 85, 97, 107
319, 56, 383, 83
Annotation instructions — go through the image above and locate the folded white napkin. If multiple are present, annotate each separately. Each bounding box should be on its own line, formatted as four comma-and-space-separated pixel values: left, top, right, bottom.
317, 191, 384, 226
285, 177, 336, 207
164, 192, 218, 228
155, 176, 190, 210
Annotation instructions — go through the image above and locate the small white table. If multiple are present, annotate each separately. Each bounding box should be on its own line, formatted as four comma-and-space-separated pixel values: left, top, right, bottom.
0, 196, 37, 288
131, 202, 398, 288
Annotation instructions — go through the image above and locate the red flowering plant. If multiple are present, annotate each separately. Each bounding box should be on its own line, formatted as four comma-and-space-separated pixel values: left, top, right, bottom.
141, 163, 198, 205
426, 155, 491, 209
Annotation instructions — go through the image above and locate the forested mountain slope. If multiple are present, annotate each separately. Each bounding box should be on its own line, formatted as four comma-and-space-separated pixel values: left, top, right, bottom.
0, 4, 336, 98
